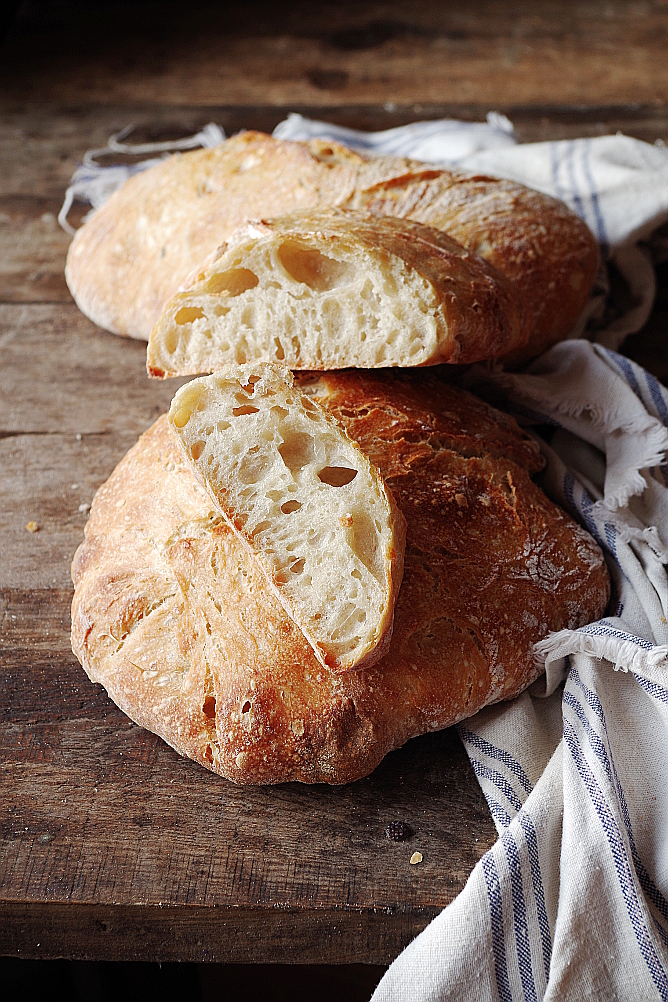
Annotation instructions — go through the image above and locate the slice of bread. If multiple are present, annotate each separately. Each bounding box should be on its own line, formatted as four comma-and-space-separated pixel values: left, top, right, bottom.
168, 362, 406, 673
147, 209, 528, 376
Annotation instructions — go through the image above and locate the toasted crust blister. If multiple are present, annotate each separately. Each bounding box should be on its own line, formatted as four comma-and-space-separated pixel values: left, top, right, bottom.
72, 373, 611, 785
147, 209, 529, 376
66, 131, 599, 362
168, 363, 405, 673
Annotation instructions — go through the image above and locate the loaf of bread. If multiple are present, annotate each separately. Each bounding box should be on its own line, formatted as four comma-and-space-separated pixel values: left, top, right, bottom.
168, 363, 406, 672
147, 209, 529, 376
71, 373, 610, 784
66, 131, 598, 361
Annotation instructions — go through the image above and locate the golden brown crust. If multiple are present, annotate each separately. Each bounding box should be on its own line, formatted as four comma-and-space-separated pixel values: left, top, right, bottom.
66, 132, 598, 360
71, 373, 610, 784
346, 158, 600, 362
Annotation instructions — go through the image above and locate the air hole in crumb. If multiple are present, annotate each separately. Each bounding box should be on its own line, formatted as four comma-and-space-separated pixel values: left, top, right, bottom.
281, 499, 302, 514
244, 374, 261, 392
278, 431, 316, 472
274, 337, 285, 360
203, 268, 259, 296
203, 695, 216, 719
204, 745, 214, 764
290, 557, 306, 574
232, 404, 260, 416
190, 440, 205, 460
175, 306, 205, 325
318, 466, 357, 487
241, 700, 251, 714
252, 520, 272, 535
164, 327, 179, 354
277, 241, 353, 292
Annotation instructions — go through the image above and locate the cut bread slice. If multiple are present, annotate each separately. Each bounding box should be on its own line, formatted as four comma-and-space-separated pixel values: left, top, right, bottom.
168, 362, 406, 672
147, 209, 528, 377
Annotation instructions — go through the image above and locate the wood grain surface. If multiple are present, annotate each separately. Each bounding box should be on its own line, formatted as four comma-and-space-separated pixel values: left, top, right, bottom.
1, 0, 667, 966
2, 1, 668, 108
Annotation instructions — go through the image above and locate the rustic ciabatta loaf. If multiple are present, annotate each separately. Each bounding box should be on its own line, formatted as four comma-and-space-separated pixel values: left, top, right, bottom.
147, 209, 529, 377
71, 373, 611, 784
168, 363, 405, 672
66, 131, 598, 361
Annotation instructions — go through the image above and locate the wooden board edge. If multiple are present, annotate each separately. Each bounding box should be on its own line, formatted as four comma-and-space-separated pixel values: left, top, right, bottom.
0, 900, 440, 965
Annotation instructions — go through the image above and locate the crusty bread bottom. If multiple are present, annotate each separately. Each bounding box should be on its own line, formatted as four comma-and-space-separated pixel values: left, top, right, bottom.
71, 374, 610, 784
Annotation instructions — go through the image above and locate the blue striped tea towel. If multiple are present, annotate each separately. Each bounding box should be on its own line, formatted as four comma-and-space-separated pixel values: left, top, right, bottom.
371, 342, 668, 1002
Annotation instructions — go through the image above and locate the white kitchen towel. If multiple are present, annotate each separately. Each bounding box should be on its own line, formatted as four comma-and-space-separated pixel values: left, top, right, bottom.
372, 344, 668, 1001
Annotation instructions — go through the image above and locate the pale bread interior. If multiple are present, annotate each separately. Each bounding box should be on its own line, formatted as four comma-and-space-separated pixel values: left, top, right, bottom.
168, 363, 405, 672
148, 227, 449, 375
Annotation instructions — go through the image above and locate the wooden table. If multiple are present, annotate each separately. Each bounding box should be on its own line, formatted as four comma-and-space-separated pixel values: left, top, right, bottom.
1, 0, 667, 973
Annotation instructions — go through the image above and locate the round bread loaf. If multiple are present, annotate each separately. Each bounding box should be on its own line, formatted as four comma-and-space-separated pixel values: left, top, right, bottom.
71, 373, 610, 784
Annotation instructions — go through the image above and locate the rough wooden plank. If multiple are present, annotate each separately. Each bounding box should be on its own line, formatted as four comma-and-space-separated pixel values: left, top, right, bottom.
0, 588, 495, 962
0, 198, 72, 303
0, 902, 432, 964
0, 304, 185, 436
1, 2, 667, 108
0, 304, 189, 588
0, 433, 138, 589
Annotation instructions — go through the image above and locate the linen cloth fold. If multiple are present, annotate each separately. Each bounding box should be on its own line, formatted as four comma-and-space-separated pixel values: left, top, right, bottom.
61, 115, 668, 1000
371, 342, 668, 1002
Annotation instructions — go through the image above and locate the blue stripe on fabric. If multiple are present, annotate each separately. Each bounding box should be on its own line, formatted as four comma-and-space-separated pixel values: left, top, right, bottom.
470, 760, 524, 815
655, 917, 668, 950
614, 767, 668, 932
567, 677, 668, 954
482, 852, 513, 1002
566, 141, 586, 221
610, 352, 644, 400
569, 665, 607, 725
579, 621, 653, 650
563, 720, 668, 999
562, 691, 614, 785
580, 489, 606, 550
488, 797, 513, 830
582, 140, 609, 252
518, 813, 552, 983
564, 471, 576, 512
550, 142, 565, 203
635, 676, 668, 705
604, 522, 617, 558
459, 728, 534, 797
502, 831, 538, 1002
644, 369, 668, 429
